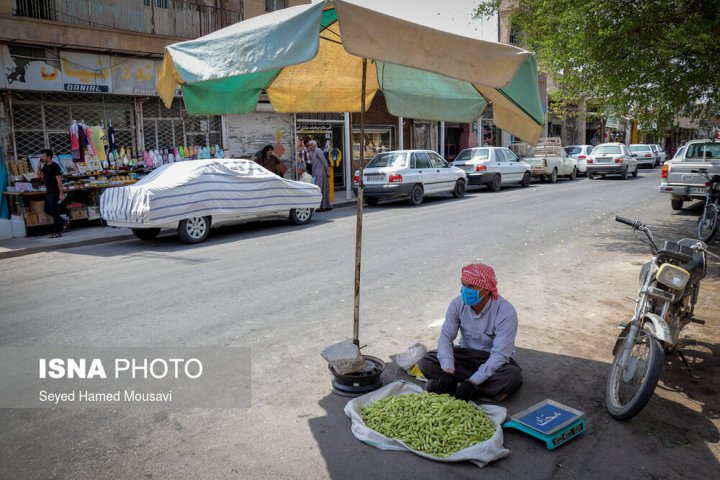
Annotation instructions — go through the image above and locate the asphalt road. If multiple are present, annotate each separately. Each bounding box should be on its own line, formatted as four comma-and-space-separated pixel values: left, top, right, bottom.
1, 170, 718, 479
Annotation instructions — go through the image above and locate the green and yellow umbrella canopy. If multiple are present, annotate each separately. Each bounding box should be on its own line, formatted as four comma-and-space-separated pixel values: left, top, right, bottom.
158, 0, 544, 144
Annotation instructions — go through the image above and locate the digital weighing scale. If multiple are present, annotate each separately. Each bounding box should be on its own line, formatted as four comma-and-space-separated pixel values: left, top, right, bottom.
502, 399, 586, 449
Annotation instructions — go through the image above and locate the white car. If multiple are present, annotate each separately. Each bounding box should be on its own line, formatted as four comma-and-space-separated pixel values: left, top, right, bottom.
587, 143, 639, 180
563, 145, 593, 175
651, 144, 667, 165
629, 144, 657, 168
100, 159, 321, 243
352, 150, 467, 206
452, 147, 532, 191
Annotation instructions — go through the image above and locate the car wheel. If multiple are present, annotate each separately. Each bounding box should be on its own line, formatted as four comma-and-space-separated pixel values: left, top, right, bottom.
489, 174, 502, 192
569, 168, 577, 180
408, 184, 424, 206
365, 196, 380, 206
621, 168, 628, 180
671, 199, 684, 211
289, 208, 313, 225
452, 179, 466, 198
548, 168, 558, 183
632, 166, 638, 178
177, 216, 211, 244
588, 173, 595, 180
520, 171, 531, 187
132, 228, 161, 241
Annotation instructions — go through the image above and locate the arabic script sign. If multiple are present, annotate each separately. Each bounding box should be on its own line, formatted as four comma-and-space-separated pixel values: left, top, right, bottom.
61, 51, 112, 93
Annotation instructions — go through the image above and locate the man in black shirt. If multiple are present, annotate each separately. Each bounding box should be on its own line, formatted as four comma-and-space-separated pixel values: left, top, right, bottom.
39, 149, 67, 237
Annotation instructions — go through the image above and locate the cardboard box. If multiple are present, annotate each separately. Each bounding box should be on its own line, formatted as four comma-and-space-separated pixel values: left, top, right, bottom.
25, 212, 39, 226
30, 200, 45, 213
37, 213, 53, 225
69, 208, 88, 220
87, 206, 100, 220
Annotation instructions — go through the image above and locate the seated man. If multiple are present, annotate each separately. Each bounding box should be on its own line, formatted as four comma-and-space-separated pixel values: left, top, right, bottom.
418, 263, 522, 402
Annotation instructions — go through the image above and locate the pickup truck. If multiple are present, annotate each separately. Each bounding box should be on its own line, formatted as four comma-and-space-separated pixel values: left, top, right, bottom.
658, 139, 720, 210
522, 138, 578, 182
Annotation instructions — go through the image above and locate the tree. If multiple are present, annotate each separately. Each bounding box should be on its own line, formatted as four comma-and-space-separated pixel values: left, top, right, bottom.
475, 0, 720, 131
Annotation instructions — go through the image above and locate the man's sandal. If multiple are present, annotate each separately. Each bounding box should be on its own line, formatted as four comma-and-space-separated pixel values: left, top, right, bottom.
49, 233, 63, 238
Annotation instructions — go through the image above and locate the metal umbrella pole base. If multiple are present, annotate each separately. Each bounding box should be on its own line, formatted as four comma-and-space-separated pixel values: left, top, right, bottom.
329, 355, 385, 397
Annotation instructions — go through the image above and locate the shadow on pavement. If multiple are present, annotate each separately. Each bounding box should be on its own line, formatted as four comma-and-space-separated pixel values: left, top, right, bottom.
309, 347, 719, 480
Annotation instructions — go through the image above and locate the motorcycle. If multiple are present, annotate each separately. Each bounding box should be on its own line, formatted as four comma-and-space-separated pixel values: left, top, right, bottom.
605, 216, 715, 420
694, 169, 720, 243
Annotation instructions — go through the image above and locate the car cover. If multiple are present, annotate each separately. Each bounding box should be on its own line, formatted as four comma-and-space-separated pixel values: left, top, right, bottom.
100, 159, 321, 226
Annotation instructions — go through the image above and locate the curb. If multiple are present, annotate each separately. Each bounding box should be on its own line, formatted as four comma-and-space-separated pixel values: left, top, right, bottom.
0, 202, 358, 260
0, 234, 136, 260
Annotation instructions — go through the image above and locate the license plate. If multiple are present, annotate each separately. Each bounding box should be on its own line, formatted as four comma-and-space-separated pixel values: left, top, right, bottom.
596, 157, 611, 163
463, 166, 475, 172
688, 187, 706, 194
365, 175, 385, 182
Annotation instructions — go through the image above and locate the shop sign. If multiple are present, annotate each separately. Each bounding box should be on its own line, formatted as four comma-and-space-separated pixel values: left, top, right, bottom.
297, 124, 333, 132
112, 57, 157, 95
1, 44, 63, 91
61, 51, 112, 93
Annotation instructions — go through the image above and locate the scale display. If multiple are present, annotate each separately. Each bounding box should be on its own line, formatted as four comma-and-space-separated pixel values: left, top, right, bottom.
503, 399, 586, 450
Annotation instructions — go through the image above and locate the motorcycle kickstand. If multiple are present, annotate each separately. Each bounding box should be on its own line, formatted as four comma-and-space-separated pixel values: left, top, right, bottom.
676, 349, 700, 379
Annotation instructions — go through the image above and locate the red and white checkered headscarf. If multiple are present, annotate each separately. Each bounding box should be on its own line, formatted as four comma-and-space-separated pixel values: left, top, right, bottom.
461, 263, 498, 300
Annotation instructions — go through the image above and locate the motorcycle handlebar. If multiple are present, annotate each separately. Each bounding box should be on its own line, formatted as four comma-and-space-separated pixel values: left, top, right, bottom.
615, 216, 640, 228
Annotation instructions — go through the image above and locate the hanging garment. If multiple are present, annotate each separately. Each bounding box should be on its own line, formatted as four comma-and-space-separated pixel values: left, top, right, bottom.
107, 125, 116, 152
90, 126, 107, 161
76, 124, 90, 161
84, 125, 97, 158
70, 122, 81, 161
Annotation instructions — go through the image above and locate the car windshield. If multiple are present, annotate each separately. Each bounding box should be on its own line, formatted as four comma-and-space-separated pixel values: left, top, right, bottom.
367, 152, 407, 168
455, 148, 489, 161
685, 143, 720, 159
629, 145, 651, 152
593, 146, 622, 155
565, 147, 581, 154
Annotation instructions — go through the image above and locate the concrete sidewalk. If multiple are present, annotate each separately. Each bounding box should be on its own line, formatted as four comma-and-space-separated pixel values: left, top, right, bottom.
0, 192, 358, 259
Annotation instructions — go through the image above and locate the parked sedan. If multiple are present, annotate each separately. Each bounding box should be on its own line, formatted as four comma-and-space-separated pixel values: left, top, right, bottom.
452, 147, 531, 191
629, 144, 657, 168
352, 150, 466, 206
564, 145, 593, 175
651, 144, 667, 165
100, 159, 321, 243
587, 143, 639, 179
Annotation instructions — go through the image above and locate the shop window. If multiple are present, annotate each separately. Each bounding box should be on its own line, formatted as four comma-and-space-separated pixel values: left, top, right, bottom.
352, 128, 393, 160
266, 0, 288, 12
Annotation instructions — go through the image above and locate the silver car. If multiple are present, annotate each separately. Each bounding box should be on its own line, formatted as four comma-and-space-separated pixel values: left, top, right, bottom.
452, 147, 532, 191
587, 143, 639, 179
651, 144, 667, 165
629, 144, 657, 168
564, 145, 593, 175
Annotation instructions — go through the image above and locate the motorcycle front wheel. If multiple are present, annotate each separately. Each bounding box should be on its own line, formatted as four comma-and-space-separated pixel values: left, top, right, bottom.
606, 323, 664, 420
696, 206, 719, 242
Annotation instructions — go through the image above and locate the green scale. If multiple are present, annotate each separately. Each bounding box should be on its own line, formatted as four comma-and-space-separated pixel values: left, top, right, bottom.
502, 399, 586, 450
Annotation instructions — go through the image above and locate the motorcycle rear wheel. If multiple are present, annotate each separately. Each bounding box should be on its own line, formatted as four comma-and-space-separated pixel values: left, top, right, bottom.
606, 323, 664, 420
696, 206, 719, 243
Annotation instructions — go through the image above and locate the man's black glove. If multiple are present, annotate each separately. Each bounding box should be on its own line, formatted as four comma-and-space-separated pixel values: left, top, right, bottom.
436, 372, 458, 395
454, 381, 477, 401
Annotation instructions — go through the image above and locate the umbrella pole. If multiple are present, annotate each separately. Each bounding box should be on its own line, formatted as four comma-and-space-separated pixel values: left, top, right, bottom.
353, 58, 368, 347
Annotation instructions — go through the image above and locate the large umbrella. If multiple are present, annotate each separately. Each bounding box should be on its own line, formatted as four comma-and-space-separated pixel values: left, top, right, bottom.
157, 0, 544, 345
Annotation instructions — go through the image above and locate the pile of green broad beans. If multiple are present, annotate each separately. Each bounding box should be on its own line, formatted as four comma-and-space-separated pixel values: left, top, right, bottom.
361, 392, 496, 457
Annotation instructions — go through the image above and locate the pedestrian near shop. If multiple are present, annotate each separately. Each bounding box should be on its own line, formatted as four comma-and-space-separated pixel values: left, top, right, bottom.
296, 163, 313, 184
38, 149, 68, 238
308, 140, 331, 211
418, 263, 523, 402
257, 144, 282, 176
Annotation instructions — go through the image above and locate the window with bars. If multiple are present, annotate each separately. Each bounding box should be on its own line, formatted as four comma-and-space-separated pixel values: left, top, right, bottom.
141, 98, 222, 151
10, 92, 136, 157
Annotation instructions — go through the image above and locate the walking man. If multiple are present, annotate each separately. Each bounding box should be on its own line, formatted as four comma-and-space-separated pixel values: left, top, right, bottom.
38, 149, 68, 238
